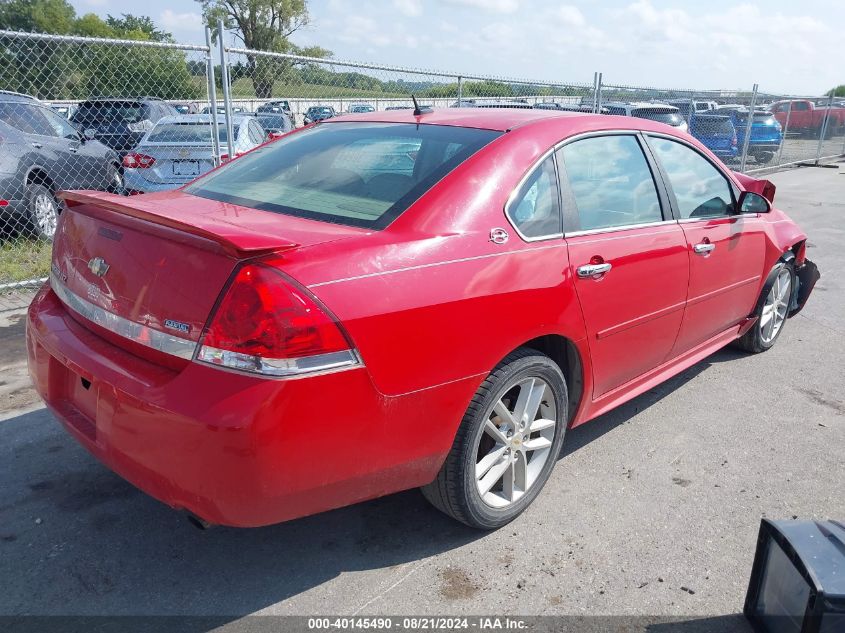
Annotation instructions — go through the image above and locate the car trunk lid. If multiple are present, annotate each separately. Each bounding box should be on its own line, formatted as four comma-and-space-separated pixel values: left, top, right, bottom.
129, 144, 219, 185
51, 189, 366, 366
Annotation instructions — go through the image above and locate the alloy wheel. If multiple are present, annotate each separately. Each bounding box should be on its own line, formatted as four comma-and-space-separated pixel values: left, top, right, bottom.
33, 191, 58, 238
760, 268, 791, 344
475, 377, 556, 508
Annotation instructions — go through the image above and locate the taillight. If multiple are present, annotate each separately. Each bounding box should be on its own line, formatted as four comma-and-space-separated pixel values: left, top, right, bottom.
122, 152, 155, 169
196, 264, 359, 377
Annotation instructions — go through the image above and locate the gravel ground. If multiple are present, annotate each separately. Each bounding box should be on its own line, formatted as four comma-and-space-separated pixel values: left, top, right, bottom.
0, 163, 843, 630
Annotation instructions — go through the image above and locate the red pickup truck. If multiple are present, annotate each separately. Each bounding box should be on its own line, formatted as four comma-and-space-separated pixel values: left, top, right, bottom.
770, 100, 845, 137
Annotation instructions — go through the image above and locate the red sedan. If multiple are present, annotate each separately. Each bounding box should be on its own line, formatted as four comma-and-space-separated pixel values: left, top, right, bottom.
26, 109, 819, 529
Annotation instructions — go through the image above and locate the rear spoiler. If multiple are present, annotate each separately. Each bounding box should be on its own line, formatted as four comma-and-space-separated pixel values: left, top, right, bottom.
60, 190, 299, 256
732, 172, 776, 203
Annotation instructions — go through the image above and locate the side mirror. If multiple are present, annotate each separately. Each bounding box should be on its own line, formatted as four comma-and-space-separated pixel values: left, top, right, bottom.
83, 128, 97, 141
738, 191, 771, 214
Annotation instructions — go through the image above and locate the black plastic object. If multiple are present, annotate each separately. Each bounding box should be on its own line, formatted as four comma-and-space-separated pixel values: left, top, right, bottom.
745, 519, 845, 633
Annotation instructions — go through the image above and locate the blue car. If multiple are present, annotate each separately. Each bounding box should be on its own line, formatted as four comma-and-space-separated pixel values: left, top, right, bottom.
689, 114, 738, 162
711, 107, 783, 164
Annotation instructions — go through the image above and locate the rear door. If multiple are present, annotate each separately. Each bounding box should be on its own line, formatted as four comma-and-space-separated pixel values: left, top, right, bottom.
644, 134, 765, 355
558, 133, 689, 398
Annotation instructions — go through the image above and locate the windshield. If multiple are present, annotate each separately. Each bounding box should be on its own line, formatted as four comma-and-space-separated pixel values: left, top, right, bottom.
146, 122, 235, 144
633, 109, 683, 126
72, 101, 146, 123
257, 115, 289, 130
185, 122, 501, 229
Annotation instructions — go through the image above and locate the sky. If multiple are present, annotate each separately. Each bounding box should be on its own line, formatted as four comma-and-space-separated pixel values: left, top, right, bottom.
66, 0, 844, 95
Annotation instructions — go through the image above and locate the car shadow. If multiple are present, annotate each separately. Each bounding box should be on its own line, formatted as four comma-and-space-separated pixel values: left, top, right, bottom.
560, 346, 747, 459
0, 346, 751, 624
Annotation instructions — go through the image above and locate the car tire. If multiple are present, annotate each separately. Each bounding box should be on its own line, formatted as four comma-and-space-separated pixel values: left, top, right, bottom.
421, 348, 568, 530
755, 151, 774, 164
26, 182, 60, 240
106, 164, 125, 195
735, 261, 794, 354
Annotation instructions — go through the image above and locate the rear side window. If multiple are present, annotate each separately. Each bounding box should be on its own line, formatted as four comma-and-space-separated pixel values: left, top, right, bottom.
0, 103, 54, 136
648, 137, 734, 219
559, 135, 662, 231
186, 122, 501, 229
505, 155, 561, 239
73, 101, 145, 123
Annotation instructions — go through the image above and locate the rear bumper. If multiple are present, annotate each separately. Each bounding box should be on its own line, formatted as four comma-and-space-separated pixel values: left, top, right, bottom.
26, 284, 476, 527
122, 170, 185, 194
749, 143, 781, 152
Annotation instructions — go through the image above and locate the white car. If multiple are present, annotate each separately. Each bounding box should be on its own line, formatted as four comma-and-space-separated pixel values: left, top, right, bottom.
603, 102, 689, 133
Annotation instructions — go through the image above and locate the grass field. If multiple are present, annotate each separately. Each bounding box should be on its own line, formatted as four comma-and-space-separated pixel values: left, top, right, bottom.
0, 239, 51, 287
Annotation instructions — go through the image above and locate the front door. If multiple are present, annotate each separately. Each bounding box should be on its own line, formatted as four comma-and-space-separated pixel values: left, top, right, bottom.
645, 135, 765, 355
558, 134, 690, 398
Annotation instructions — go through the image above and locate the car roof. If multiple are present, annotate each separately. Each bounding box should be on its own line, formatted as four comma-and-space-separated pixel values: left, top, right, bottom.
0, 90, 41, 103
325, 107, 608, 131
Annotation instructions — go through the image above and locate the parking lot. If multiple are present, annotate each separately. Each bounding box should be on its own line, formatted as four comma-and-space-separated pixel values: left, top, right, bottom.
0, 163, 843, 629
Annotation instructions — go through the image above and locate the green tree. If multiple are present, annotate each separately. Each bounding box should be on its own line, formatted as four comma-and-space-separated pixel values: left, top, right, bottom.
195, 0, 331, 98
0, 1, 200, 100
828, 85, 845, 97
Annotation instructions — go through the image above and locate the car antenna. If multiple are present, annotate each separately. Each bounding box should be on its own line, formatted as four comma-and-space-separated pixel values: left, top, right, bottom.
412, 95, 432, 116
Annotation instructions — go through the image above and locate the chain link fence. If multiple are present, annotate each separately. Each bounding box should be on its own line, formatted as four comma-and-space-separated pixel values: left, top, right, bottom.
1, 26, 843, 309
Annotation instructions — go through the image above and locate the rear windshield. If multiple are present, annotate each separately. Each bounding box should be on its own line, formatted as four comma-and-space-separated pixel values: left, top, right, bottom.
185, 122, 501, 229
72, 101, 146, 123
633, 109, 683, 126
692, 117, 734, 135
146, 122, 235, 144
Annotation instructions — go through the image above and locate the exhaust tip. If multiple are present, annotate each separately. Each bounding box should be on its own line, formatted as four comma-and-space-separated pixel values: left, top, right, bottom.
186, 513, 215, 530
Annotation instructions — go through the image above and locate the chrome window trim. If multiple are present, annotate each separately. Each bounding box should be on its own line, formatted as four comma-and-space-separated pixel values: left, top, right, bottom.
503, 145, 563, 243
50, 272, 197, 360
564, 219, 678, 238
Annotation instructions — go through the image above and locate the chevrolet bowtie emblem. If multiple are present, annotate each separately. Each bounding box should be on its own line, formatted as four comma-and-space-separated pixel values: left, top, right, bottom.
87, 257, 109, 278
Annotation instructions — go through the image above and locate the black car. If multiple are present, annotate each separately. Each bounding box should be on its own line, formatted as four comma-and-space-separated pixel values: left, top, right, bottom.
70, 97, 179, 155
0, 93, 122, 239
303, 106, 337, 124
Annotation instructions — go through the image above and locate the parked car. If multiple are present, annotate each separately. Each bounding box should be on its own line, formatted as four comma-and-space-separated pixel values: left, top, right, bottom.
172, 103, 201, 115
200, 105, 250, 115
303, 105, 337, 124
666, 98, 718, 122
70, 97, 179, 155
385, 105, 413, 110
255, 112, 293, 136
536, 102, 609, 114
689, 114, 738, 161
121, 114, 268, 194
603, 102, 689, 133
257, 100, 292, 116
0, 93, 122, 239
769, 99, 845, 138
348, 103, 375, 113
451, 98, 532, 109
28, 109, 818, 530
715, 107, 783, 164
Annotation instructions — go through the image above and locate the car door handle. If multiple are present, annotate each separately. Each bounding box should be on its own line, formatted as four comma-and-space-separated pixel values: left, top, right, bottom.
576, 263, 612, 278
693, 243, 716, 254
31, 142, 42, 149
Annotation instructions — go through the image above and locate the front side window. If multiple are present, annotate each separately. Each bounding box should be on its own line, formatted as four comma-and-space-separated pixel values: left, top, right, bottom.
648, 137, 735, 219
558, 135, 662, 231
505, 155, 561, 239
186, 122, 501, 229
39, 106, 79, 139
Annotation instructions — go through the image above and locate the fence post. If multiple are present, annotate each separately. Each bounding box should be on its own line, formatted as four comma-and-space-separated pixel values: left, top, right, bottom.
204, 26, 221, 166
739, 83, 758, 172
216, 18, 235, 159
457, 76, 462, 106
775, 99, 792, 168
596, 73, 601, 114
591, 72, 598, 113
814, 92, 835, 165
